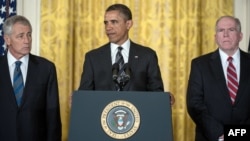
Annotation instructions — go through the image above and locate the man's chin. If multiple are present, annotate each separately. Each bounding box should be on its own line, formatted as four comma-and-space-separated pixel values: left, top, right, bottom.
109, 39, 117, 44
21, 49, 31, 55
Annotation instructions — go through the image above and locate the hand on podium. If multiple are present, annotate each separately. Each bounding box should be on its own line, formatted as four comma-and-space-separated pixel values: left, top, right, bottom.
169, 93, 175, 106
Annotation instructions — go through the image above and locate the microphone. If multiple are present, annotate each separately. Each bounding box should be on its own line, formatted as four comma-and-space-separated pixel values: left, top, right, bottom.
112, 63, 131, 91
123, 63, 131, 82
112, 63, 119, 81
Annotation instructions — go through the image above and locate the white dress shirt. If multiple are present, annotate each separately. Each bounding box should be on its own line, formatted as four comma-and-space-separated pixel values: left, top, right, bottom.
7, 51, 29, 86
219, 48, 240, 83
111, 39, 130, 64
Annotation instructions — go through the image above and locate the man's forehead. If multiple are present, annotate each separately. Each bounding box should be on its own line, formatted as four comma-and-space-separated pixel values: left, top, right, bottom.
217, 20, 236, 28
218, 17, 235, 24
105, 11, 125, 19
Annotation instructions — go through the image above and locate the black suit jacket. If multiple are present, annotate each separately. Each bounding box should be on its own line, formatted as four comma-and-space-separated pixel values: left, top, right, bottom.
187, 49, 250, 141
0, 54, 61, 141
78, 41, 164, 91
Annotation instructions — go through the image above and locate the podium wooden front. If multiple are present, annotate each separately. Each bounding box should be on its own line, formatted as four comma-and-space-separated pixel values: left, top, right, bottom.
68, 91, 173, 141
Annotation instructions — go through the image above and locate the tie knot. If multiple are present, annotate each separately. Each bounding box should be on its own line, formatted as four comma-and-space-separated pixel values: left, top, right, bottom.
227, 57, 233, 62
118, 46, 123, 52
15, 61, 22, 68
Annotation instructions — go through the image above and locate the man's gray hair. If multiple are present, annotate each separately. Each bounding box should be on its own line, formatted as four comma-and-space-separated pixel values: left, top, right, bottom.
3, 15, 32, 35
215, 15, 241, 32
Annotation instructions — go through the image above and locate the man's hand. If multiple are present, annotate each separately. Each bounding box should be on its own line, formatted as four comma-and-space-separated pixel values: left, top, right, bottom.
169, 93, 175, 106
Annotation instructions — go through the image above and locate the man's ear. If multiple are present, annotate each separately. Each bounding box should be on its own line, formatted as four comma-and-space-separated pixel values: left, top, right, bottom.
3, 35, 10, 46
126, 20, 133, 30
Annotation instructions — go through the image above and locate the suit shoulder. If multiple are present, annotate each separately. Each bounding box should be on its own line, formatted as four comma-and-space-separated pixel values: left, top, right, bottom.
131, 42, 156, 54
240, 50, 250, 59
85, 43, 109, 56
0, 55, 4, 62
191, 51, 216, 64
30, 54, 55, 67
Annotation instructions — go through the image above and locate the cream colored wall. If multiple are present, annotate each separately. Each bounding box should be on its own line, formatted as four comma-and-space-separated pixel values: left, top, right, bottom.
234, 0, 250, 52
17, 0, 41, 55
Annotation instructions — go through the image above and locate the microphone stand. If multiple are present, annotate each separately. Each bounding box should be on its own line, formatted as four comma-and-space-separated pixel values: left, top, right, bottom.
112, 63, 130, 91
119, 75, 129, 91
117, 68, 130, 91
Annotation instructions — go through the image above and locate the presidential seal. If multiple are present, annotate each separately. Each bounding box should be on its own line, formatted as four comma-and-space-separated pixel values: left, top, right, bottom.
101, 100, 140, 139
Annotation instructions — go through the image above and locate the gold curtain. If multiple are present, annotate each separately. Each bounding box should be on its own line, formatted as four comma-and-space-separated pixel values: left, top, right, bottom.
40, 0, 233, 140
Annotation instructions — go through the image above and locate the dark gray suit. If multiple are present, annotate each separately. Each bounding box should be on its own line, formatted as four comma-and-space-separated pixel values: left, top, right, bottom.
79, 41, 164, 91
0, 54, 61, 141
187, 49, 250, 141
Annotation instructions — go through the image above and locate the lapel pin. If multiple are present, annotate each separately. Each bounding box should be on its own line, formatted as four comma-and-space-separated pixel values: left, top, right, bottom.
135, 56, 138, 59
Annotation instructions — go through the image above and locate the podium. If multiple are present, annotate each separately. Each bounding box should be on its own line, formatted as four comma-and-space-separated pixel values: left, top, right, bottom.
68, 91, 173, 141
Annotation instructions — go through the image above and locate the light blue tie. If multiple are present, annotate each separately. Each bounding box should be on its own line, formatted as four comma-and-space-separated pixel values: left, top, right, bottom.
13, 61, 24, 106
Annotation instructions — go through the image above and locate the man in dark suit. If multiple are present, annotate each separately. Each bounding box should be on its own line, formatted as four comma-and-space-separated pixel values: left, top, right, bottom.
0, 15, 61, 141
78, 4, 164, 92
187, 15, 250, 141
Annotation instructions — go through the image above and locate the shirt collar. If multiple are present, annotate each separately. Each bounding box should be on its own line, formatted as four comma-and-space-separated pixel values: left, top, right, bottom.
111, 39, 131, 53
219, 48, 240, 64
7, 51, 29, 67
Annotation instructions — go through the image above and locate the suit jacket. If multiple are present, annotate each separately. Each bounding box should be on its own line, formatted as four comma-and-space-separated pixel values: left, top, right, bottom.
187, 49, 250, 141
0, 54, 61, 141
78, 41, 164, 91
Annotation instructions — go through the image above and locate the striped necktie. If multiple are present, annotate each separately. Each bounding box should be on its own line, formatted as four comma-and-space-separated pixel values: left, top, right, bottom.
13, 61, 24, 106
115, 47, 124, 71
115, 47, 125, 91
227, 57, 238, 104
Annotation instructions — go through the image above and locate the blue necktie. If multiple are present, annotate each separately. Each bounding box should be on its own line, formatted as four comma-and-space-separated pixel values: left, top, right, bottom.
13, 61, 24, 106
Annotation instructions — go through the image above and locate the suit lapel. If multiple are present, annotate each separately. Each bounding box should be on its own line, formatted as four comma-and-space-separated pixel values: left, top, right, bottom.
234, 50, 250, 105
20, 54, 37, 107
102, 43, 116, 90
122, 41, 142, 90
101, 44, 113, 67
210, 50, 232, 104
0, 55, 17, 108
128, 42, 139, 70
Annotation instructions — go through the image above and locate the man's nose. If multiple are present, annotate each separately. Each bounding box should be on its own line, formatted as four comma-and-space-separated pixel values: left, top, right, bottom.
223, 30, 229, 37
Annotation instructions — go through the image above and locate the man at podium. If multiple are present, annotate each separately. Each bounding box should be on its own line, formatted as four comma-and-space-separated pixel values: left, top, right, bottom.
71, 3, 175, 141
78, 4, 164, 92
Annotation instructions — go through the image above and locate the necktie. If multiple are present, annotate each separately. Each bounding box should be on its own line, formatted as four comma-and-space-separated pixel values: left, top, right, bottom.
13, 61, 24, 106
115, 47, 125, 91
115, 47, 124, 71
227, 57, 238, 104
